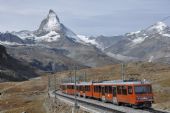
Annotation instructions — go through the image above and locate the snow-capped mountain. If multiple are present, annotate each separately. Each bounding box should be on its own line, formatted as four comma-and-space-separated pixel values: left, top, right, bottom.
3, 9, 83, 44
33, 9, 83, 43
104, 21, 170, 62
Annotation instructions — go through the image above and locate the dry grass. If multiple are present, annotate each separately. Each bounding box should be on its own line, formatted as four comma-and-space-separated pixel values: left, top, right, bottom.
0, 76, 47, 113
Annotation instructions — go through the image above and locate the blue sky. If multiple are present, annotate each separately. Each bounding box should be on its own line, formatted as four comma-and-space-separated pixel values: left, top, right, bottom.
0, 0, 170, 36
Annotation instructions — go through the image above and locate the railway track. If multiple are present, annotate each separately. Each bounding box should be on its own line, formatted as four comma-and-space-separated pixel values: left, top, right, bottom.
54, 91, 124, 113
53, 91, 170, 113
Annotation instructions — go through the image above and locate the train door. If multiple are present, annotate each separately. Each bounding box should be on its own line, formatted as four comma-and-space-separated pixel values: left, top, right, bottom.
127, 85, 134, 104
83, 86, 86, 98
101, 86, 106, 102
65, 85, 68, 94
112, 86, 118, 104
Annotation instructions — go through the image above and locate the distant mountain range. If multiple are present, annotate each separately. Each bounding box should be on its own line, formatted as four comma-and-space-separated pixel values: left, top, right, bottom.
89, 21, 170, 63
1, 9, 170, 73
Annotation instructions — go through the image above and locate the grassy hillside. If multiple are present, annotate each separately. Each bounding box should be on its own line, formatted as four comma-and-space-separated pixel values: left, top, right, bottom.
0, 76, 47, 113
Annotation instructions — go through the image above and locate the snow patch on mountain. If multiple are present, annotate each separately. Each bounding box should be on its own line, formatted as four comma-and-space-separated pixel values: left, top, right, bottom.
12, 31, 35, 40
127, 30, 141, 36
106, 52, 139, 61
148, 21, 168, 34
132, 36, 148, 45
148, 56, 154, 62
0, 41, 23, 45
77, 35, 105, 49
162, 33, 170, 37
77, 35, 97, 45
35, 31, 60, 42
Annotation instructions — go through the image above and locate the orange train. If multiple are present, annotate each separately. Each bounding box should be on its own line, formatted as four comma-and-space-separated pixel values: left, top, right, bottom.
60, 80, 154, 108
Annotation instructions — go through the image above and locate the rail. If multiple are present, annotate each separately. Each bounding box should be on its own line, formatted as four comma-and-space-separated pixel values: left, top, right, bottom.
53, 91, 170, 113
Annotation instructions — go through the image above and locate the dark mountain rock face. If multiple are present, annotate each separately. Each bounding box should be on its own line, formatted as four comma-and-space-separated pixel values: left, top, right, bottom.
0, 45, 38, 82
0, 45, 7, 58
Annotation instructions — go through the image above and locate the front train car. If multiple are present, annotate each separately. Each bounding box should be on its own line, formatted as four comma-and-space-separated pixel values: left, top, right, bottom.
132, 81, 154, 108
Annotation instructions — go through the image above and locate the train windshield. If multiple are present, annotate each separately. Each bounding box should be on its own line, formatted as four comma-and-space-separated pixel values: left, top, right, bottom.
135, 85, 152, 94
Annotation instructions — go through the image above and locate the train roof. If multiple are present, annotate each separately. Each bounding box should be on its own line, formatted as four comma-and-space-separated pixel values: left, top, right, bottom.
93, 80, 150, 85
62, 82, 92, 86
61, 80, 151, 86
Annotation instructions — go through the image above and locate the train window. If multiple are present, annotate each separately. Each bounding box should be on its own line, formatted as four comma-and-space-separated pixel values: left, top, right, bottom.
109, 86, 112, 94
85, 86, 87, 91
83, 86, 85, 93
105, 86, 108, 93
135, 85, 152, 94
97, 86, 99, 92
112, 87, 116, 96
94, 86, 96, 92
128, 86, 133, 94
117, 86, 122, 94
76, 86, 78, 90
81, 86, 83, 91
122, 86, 127, 95
102, 87, 105, 95
85, 86, 90, 91
99, 86, 101, 92
94, 86, 98, 92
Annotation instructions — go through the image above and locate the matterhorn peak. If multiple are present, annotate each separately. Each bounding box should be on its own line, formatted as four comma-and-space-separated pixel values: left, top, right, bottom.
48, 9, 60, 23
35, 9, 61, 36
46, 9, 61, 31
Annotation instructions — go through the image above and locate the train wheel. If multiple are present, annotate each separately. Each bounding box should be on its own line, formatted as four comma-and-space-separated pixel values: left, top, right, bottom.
132, 105, 138, 109
83, 93, 86, 98
117, 102, 121, 106
101, 96, 106, 102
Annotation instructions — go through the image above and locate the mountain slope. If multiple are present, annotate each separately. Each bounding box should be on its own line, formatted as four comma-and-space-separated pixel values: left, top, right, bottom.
0, 45, 38, 82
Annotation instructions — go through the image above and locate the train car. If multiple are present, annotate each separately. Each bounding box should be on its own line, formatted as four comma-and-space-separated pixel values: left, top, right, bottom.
61, 83, 75, 95
60, 79, 154, 108
93, 80, 154, 108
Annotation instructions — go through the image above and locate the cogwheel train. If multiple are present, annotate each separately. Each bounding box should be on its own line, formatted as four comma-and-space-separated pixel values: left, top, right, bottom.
60, 80, 154, 108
